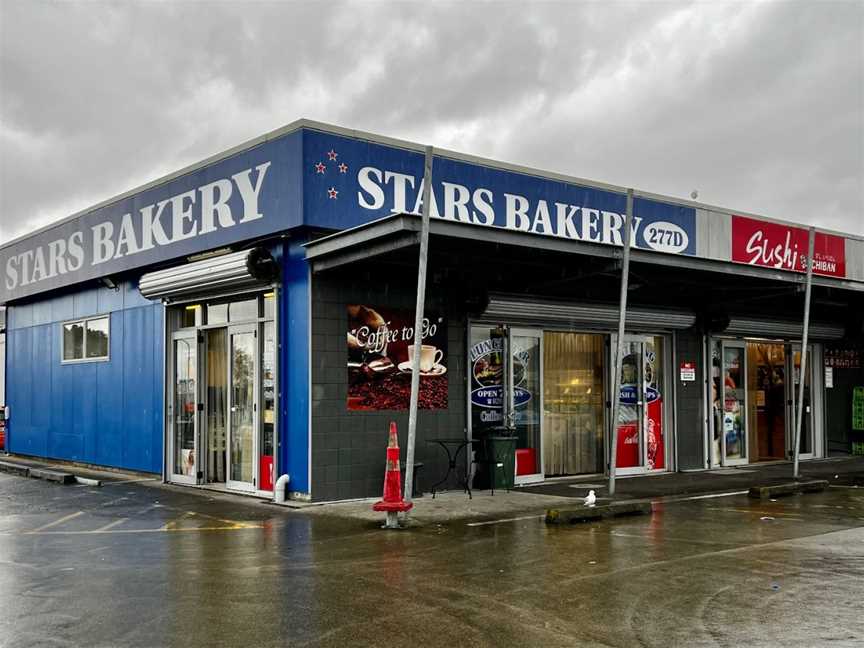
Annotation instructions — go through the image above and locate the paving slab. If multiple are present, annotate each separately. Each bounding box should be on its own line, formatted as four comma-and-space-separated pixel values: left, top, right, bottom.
297, 489, 575, 526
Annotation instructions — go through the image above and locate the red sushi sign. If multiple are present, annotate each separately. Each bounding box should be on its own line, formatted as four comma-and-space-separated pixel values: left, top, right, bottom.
731, 215, 846, 278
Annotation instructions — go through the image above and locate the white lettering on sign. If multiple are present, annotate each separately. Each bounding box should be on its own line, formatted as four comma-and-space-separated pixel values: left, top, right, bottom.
4, 162, 271, 292
679, 362, 696, 382
354, 165, 676, 251
744, 230, 800, 271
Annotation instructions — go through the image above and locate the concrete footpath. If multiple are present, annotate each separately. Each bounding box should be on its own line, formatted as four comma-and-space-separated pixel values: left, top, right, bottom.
2, 452, 862, 526
299, 456, 864, 525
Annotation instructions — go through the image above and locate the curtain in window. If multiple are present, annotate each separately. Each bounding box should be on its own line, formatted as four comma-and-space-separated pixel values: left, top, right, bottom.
543, 333, 605, 475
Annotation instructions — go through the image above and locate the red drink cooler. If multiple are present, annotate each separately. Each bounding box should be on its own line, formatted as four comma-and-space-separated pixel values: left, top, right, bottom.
259, 455, 274, 492
515, 448, 536, 476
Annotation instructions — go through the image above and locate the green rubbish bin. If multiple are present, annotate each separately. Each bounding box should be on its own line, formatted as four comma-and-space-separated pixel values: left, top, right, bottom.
486, 435, 517, 493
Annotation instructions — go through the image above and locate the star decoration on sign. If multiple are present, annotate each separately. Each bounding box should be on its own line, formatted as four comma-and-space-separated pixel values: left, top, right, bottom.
338, 162, 348, 174
327, 149, 338, 161
327, 187, 338, 199
314, 162, 326, 174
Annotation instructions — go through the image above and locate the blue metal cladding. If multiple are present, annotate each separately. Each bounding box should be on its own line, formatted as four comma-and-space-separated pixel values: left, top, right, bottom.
281, 239, 310, 494
6, 282, 164, 473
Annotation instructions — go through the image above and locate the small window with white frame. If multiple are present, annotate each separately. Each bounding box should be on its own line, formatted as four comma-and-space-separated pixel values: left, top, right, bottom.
62, 316, 110, 362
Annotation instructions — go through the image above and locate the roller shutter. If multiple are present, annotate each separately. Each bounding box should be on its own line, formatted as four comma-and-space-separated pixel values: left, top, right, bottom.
724, 316, 844, 340
139, 248, 277, 302
481, 294, 696, 330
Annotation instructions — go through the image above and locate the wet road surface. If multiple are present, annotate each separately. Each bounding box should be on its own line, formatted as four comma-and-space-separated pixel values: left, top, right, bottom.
1, 473, 863, 647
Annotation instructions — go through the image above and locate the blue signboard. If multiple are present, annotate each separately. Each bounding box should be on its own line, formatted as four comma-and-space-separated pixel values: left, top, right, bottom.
2, 124, 696, 303
1, 132, 302, 303
301, 129, 696, 254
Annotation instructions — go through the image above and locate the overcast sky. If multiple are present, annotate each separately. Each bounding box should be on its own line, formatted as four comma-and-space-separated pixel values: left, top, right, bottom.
1, 0, 862, 244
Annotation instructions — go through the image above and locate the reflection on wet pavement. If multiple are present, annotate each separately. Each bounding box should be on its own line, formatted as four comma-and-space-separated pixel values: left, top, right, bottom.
1, 473, 862, 647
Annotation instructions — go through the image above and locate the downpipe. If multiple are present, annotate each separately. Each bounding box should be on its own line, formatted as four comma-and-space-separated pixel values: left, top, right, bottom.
274, 474, 291, 504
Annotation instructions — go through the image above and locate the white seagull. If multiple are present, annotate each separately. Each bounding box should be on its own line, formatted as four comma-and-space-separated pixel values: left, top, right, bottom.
584, 490, 597, 507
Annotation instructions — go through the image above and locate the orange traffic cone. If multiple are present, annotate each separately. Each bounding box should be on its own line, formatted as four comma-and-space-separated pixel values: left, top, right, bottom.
373, 421, 413, 528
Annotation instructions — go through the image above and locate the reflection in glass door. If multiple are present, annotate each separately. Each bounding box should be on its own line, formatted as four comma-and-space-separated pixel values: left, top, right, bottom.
790, 344, 814, 459
614, 335, 666, 473
172, 332, 199, 484
510, 329, 543, 484
206, 329, 228, 483
721, 341, 747, 465
260, 320, 276, 492
227, 325, 257, 491
615, 339, 644, 471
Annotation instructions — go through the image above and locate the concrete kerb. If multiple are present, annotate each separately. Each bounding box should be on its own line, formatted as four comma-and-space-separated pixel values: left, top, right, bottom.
545, 501, 653, 525
0, 460, 30, 478
0, 457, 105, 487
21, 467, 76, 484
748, 480, 829, 500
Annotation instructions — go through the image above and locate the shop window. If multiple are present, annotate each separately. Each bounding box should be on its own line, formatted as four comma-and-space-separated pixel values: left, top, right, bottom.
263, 292, 275, 320
181, 304, 201, 328
62, 316, 109, 362
229, 298, 258, 322
207, 303, 228, 325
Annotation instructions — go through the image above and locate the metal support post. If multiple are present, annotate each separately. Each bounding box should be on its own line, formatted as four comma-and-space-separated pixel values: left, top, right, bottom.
793, 227, 815, 479
608, 189, 634, 497
404, 146, 434, 509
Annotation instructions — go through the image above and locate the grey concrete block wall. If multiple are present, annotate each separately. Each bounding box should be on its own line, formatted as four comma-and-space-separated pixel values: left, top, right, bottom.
310, 269, 467, 502
674, 329, 706, 470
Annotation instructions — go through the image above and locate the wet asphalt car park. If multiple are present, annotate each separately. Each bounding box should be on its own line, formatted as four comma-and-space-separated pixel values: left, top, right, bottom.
1, 471, 863, 648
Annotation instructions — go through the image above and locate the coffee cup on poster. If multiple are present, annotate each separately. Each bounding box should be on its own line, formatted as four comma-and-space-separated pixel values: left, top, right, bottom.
408, 344, 443, 372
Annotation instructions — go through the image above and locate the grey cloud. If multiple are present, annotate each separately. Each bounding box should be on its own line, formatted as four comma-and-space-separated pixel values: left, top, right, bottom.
1, 0, 861, 243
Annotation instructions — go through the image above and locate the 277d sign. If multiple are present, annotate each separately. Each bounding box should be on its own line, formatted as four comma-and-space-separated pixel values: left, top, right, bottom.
731, 215, 846, 278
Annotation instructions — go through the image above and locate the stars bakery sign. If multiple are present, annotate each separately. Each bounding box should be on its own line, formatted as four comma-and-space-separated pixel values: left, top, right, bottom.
302, 131, 699, 257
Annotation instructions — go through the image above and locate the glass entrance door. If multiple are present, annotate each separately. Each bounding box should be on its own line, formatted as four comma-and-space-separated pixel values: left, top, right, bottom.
613, 335, 666, 474
171, 331, 200, 485
747, 342, 787, 461
720, 341, 748, 465
227, 324, 258, 491
509, 329, 543, 484
789, 344, 815, 460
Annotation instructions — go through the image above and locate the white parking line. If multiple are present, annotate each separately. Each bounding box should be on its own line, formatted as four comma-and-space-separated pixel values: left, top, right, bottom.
30, 511, 84, 532
101, 478, 158, 486
669, 490, 749, 501
92, 518, 128, 533
467, 515, 544, 527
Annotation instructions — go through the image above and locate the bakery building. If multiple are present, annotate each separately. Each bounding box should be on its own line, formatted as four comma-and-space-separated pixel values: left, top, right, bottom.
2, 119, 863, 501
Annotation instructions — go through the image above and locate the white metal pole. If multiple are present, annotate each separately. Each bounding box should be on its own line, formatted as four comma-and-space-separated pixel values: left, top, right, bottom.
793, 227, 815, 479
404, 146, 433, 508
608, 189, 633, 497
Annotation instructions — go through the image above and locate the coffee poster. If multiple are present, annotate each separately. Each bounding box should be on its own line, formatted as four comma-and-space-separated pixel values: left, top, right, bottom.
347, 305, 448, 411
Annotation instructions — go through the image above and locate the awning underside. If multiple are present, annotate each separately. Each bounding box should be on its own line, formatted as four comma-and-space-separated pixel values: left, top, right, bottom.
304, 213, 862, 339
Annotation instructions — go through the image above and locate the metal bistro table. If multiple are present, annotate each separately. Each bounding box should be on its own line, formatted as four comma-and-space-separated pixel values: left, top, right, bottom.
426, 437, 473, 499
